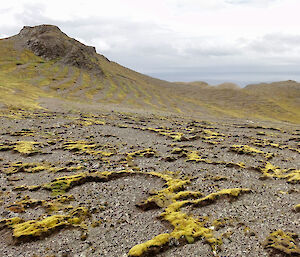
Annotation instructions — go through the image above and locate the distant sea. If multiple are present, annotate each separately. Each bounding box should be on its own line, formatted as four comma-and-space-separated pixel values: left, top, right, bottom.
147, 71, 300, 87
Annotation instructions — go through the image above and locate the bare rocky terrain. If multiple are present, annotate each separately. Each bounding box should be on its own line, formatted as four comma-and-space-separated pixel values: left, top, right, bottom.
0, 25, 299, 257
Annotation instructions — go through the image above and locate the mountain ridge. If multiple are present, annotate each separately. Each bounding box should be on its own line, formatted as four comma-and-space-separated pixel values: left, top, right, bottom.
0, 24, 299, 123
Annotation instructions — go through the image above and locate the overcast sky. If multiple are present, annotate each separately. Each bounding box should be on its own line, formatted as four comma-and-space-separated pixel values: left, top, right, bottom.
1, 0, 300, 85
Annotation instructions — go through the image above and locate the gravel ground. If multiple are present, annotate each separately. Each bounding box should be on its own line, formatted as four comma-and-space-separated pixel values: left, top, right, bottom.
0, 102, 299, 257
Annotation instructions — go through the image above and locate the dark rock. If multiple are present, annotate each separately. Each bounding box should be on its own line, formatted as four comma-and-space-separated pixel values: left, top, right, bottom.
13, 24, 104, 76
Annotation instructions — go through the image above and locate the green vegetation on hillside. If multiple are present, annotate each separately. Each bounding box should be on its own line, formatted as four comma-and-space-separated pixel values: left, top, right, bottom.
0, 26, 299, 123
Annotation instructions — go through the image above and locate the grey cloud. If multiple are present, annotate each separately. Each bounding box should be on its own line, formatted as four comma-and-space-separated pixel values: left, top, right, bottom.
245, 34, 300, 54
225, 0, 281, 7
184, 45, 241, 57
0, 7, 12, 14
1, 1, 300, 84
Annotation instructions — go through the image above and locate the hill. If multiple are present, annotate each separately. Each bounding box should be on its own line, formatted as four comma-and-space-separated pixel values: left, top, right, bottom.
0, 24, 299, 123
0, 25, 299, 257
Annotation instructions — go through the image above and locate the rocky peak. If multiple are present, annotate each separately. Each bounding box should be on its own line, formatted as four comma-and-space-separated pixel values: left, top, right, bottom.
14, 24, 102, 75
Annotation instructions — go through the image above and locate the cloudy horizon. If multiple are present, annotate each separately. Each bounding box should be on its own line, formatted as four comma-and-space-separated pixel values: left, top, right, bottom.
1, 0, 300, 86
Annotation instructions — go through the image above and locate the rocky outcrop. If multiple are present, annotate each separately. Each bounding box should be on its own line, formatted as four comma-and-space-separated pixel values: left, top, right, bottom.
13, 25, 103, 76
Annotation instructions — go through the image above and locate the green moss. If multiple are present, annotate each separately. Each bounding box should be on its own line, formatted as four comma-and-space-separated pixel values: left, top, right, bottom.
262, 230, 300, 254
44, 173, 88, 195
185, 235, 195, 244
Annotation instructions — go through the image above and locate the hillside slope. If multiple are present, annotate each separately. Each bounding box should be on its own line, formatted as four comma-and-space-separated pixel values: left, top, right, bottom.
0, 24, 299, 123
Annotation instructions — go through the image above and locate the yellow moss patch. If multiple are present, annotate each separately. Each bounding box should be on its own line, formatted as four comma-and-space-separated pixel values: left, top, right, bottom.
0, 217, 24, 229
63, 141, 97, 152
44, 173, 88, 195
0, 143, 14, 151
137, 172, 190, 209
10, 129, 36, 137
193, 129, 225, 144
0, 141, 40, 155
171, 147, 187, 155
147, 127, 187, 141
4, 162, 83, 174
192, 188, 251, 206
43, 170, 135, 195
7, 195, 75, 213
212, 218, 233, 230
13, 141, 39, 155
252, 139, 281, 149
5, 207, 89, 241
75, 117, 105, 126
259, 162, 300, 183
131, 171, 251, 257
204, 175, 228, 181
129, 234, 170, 256
13, 216, 67, 238
62, 141, 114, 156
127, 148, 157, 158
230, 145, 274, 159
22, 169, 250, 255
171, 148, 246, 169
184, 150, 218, 165
262, 230, 300, 255
173, 191, 203, 200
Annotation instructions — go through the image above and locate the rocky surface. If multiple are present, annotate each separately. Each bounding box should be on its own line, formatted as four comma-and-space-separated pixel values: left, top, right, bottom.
12, 25, 103, 76
0, 102, 299, 257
